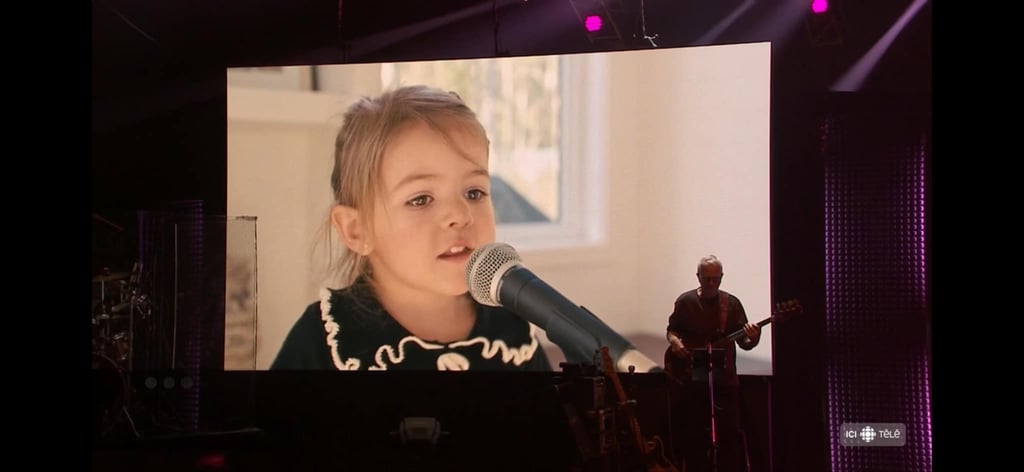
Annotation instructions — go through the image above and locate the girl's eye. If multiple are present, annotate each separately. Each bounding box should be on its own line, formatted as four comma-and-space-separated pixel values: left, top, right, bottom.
408, 195, 432, 207
467, 189, 488, 200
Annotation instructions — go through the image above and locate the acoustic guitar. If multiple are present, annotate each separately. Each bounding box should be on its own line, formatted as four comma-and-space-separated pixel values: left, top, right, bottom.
664, 299, 802, 384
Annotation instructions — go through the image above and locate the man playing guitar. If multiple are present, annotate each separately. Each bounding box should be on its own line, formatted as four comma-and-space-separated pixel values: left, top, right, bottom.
665, 255, 760, 472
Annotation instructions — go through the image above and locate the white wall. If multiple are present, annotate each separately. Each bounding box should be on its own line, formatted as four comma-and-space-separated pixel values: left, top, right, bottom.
227, 42, 773, 373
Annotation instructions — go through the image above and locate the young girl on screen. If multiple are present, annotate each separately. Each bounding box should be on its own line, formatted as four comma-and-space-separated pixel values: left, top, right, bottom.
270, 85, 551, 371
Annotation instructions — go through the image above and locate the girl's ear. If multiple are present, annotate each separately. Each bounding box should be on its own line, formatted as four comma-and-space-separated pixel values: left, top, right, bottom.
331, 204, 372, 255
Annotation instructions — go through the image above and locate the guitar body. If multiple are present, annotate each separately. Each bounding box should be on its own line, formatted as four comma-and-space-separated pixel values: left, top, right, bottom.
664, 347, 694, 385
640, 437, 677, 472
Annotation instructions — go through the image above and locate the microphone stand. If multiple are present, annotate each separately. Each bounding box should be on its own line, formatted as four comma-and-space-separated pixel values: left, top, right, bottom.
705, 344, 719, 472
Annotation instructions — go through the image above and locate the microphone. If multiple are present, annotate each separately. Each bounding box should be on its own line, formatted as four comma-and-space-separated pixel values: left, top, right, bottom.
466, 242, 661, 373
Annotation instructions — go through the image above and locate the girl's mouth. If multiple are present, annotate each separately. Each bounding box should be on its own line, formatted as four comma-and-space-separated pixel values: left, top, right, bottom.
439, 246, 470, 259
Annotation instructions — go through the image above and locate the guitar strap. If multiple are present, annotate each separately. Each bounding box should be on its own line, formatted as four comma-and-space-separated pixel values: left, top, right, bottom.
717, 289, 730, 335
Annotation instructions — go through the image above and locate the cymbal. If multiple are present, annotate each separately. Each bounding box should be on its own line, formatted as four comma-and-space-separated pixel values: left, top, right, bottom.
93, 272, 128, 283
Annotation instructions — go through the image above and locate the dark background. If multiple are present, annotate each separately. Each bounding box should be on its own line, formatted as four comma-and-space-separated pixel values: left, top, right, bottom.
92, 1, 932, 471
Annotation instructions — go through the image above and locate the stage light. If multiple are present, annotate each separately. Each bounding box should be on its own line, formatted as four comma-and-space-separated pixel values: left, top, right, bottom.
568, 0, 624, 46
196, 453, 227, 470
806, 0, 843, 47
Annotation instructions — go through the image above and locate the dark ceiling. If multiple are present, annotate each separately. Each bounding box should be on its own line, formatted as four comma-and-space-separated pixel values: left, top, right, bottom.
92, 0, 931, 89
92, 0, 931, 210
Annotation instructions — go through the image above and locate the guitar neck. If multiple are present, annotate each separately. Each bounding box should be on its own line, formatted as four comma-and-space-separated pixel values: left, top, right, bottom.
600, 348, 647, 451
718, 316, 771, 345
605, 348, 681, 472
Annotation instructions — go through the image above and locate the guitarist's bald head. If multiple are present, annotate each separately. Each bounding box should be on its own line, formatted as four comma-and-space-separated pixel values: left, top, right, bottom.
697, 255, 725, 299
697, 255, 723, 273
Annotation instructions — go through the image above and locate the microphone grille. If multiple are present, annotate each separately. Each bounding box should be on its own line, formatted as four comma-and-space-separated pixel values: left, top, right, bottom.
465, 242, 522, 307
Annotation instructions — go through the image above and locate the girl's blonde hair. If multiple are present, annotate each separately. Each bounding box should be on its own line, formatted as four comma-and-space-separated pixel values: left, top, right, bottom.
320, 85, 490, 288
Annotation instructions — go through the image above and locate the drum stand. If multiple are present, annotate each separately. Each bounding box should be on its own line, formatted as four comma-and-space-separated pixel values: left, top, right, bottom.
93, 266, 146, 442
93, 265, 146, 371
93, 271, 122, 360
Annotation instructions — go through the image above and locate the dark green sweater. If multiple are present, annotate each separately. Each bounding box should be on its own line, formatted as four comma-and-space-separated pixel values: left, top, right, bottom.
271, 281, 551, 372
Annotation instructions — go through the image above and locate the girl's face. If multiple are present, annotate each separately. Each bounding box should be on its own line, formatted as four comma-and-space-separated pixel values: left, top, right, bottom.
366, 121, 495, 298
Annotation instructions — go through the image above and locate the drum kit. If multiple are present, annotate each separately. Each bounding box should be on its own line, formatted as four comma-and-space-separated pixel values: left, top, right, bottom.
92, 262, 150, 372
93, 263, 154, 440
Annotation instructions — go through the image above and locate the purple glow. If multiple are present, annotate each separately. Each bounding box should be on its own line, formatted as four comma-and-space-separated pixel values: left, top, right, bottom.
823, 118, 932, 470
915, 139, 933, 467
584, 15, 603, 32
812, 0, 829, 14
830, 0, 929, 92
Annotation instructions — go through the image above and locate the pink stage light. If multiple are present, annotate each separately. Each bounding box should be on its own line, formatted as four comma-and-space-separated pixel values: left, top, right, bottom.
584, 15, 603, 32
812, 0, 829, 14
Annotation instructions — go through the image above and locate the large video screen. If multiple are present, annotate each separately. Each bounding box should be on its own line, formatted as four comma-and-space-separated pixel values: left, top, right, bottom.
226, 41, 772, 374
